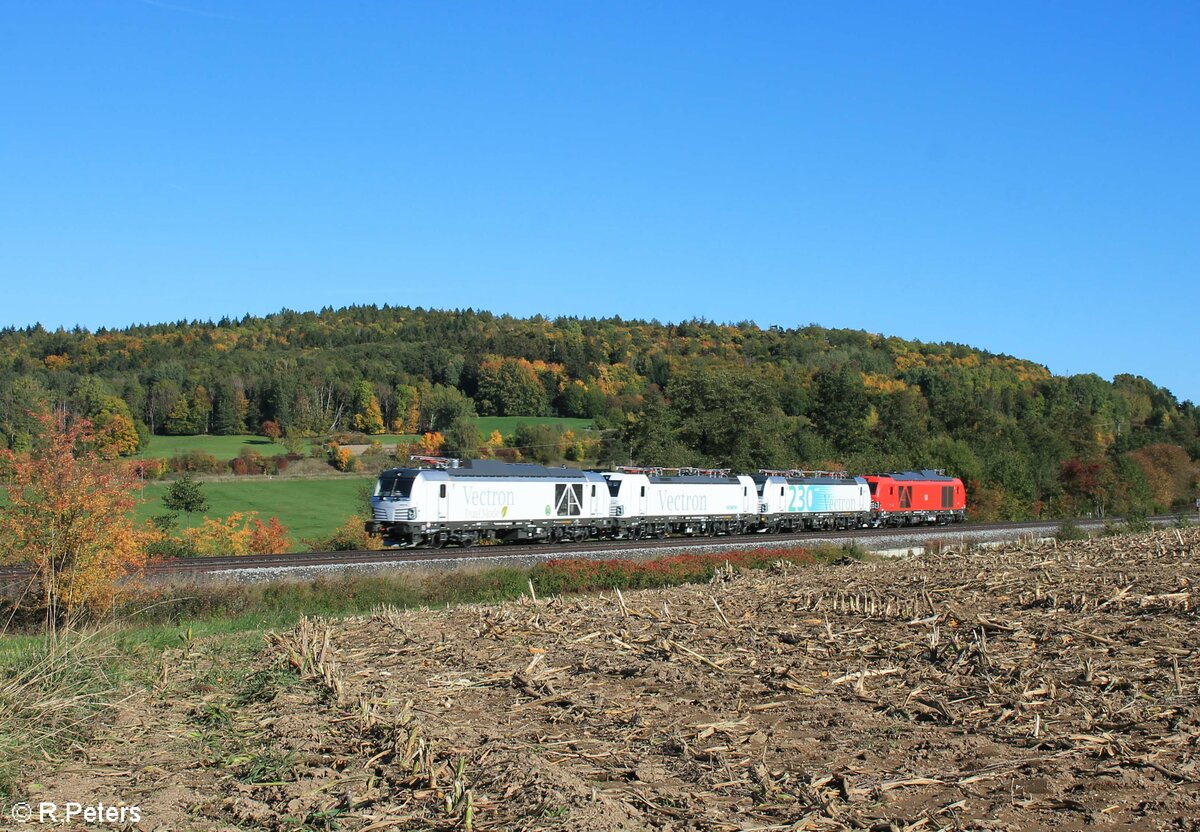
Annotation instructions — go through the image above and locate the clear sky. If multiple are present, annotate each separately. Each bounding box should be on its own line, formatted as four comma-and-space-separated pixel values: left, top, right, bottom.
2, 1, 1197, 402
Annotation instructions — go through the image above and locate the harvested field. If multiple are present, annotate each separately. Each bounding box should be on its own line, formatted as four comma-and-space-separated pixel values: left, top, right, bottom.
30, 528, 1200, 830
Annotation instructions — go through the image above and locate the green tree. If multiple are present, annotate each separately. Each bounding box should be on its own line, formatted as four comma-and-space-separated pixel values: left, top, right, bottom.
423, 384, 476, 432
811, 368, 869, 453
442, 413, 481, 459
211, 383, 247, 435
624, 394, 691, 467
666, 365, 787, 471
162, 473, 209, 514
163, 395, 194, 435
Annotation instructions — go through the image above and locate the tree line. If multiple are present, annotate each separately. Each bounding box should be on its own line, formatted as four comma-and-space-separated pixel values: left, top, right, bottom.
0, 305, 1196, 519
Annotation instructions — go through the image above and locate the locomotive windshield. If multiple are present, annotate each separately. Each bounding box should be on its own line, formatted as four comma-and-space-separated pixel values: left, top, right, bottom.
375, 474, 416, 498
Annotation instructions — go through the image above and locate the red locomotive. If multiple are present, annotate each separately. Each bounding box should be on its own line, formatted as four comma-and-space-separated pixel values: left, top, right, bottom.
863, 470, 966, 525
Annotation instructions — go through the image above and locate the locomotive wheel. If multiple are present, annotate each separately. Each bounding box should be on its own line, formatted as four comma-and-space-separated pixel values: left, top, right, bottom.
428, 533, 446, 549
572, 528, 588, 543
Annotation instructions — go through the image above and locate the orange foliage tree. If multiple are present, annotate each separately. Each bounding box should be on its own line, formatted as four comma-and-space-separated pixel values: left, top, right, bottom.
183, 511, 293, 555
249, 516, 293, 554
419, 431, 445, 455
0, 411, 147, 624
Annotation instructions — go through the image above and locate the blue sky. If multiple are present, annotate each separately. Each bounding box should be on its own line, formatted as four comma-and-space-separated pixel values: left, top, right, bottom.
2, 1, 1197, 401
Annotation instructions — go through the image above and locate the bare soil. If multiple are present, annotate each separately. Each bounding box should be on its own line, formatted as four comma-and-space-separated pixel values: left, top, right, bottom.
29, 528, 1200, 830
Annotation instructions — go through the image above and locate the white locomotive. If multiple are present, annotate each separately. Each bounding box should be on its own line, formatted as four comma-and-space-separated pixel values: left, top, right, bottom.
367, 457, 871, 547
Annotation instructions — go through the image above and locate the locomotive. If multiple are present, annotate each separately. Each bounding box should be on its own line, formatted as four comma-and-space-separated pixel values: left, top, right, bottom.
366, 457, 966, 547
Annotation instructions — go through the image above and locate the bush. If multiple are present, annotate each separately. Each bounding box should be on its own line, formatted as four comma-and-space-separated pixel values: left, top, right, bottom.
248, 516, 293, 554
1055, 518, 1088, 542
1124, 511, 1152, 534
329, 445, 361, 472
229, 448, 267, 475
306, 516, 383, 552
128, 457, 168, 480
167, 450, 223, 474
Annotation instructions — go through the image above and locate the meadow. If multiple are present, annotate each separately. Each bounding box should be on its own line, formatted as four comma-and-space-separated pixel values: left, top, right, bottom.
138, 416, 594, 457
134, 476, 374, 542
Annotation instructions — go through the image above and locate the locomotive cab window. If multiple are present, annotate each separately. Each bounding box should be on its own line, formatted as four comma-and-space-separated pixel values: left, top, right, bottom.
640, 486, 645, 497
375, 475, 416, 498
439, 484, 446, 498
591, 485, 596, 497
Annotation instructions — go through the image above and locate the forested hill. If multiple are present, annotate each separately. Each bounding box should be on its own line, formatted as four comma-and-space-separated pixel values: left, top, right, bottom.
1, 305, 1196, 520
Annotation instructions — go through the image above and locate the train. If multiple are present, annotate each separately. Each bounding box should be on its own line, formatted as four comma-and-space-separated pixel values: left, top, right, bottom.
366, 457, 967, 547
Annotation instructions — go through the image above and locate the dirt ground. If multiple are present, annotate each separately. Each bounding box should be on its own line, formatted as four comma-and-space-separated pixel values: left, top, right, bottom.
30, 527, 1200, 831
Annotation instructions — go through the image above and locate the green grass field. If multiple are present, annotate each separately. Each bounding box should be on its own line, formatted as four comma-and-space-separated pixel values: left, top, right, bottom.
134, 476, 375, 543
476, 416, 594, 436
139, 434, 299, 458
139, 418, 594, 458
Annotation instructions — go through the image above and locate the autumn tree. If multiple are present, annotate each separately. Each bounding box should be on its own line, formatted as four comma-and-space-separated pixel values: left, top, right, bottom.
1060, 458, 1102, 515
0, 411, 147, 624
476, 357, 549, 416
351, 380, 386, 435
418, 431, 445, 455
248, 516, 293, 554
391, 384, 420, 433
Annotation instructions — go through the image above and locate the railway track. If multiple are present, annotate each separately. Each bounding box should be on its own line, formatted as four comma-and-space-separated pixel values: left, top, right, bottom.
2, 516, 1178, 583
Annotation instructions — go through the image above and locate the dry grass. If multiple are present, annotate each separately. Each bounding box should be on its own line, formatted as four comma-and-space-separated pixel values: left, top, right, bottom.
0, 628, 126, 801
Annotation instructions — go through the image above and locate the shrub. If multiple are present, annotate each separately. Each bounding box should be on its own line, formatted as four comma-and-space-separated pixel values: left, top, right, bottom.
229, 448, 267, 475
248, 517, 293, 554
1055, 518, 1089, 542
167, 450, 223, 474
128, 457, 168, 480
329, 445, 360, 472
306, 516, 383, 552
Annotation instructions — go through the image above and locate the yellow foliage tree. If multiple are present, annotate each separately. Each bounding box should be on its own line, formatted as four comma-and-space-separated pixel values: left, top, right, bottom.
92, 408, 141, 459
0, 411, 148, 624
184, 512, 255, 556
181, 512, 293, 555
419, 431, 445, 455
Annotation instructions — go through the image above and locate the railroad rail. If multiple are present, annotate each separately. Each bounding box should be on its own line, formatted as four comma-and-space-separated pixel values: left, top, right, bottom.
0, 516, 1178, 584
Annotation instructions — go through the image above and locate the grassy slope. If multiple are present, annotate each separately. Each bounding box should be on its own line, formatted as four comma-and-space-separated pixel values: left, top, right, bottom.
140, 434, 298, 458
476, 416, 594, 436
139, 417, 594, 456
134, 477, 374, 542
